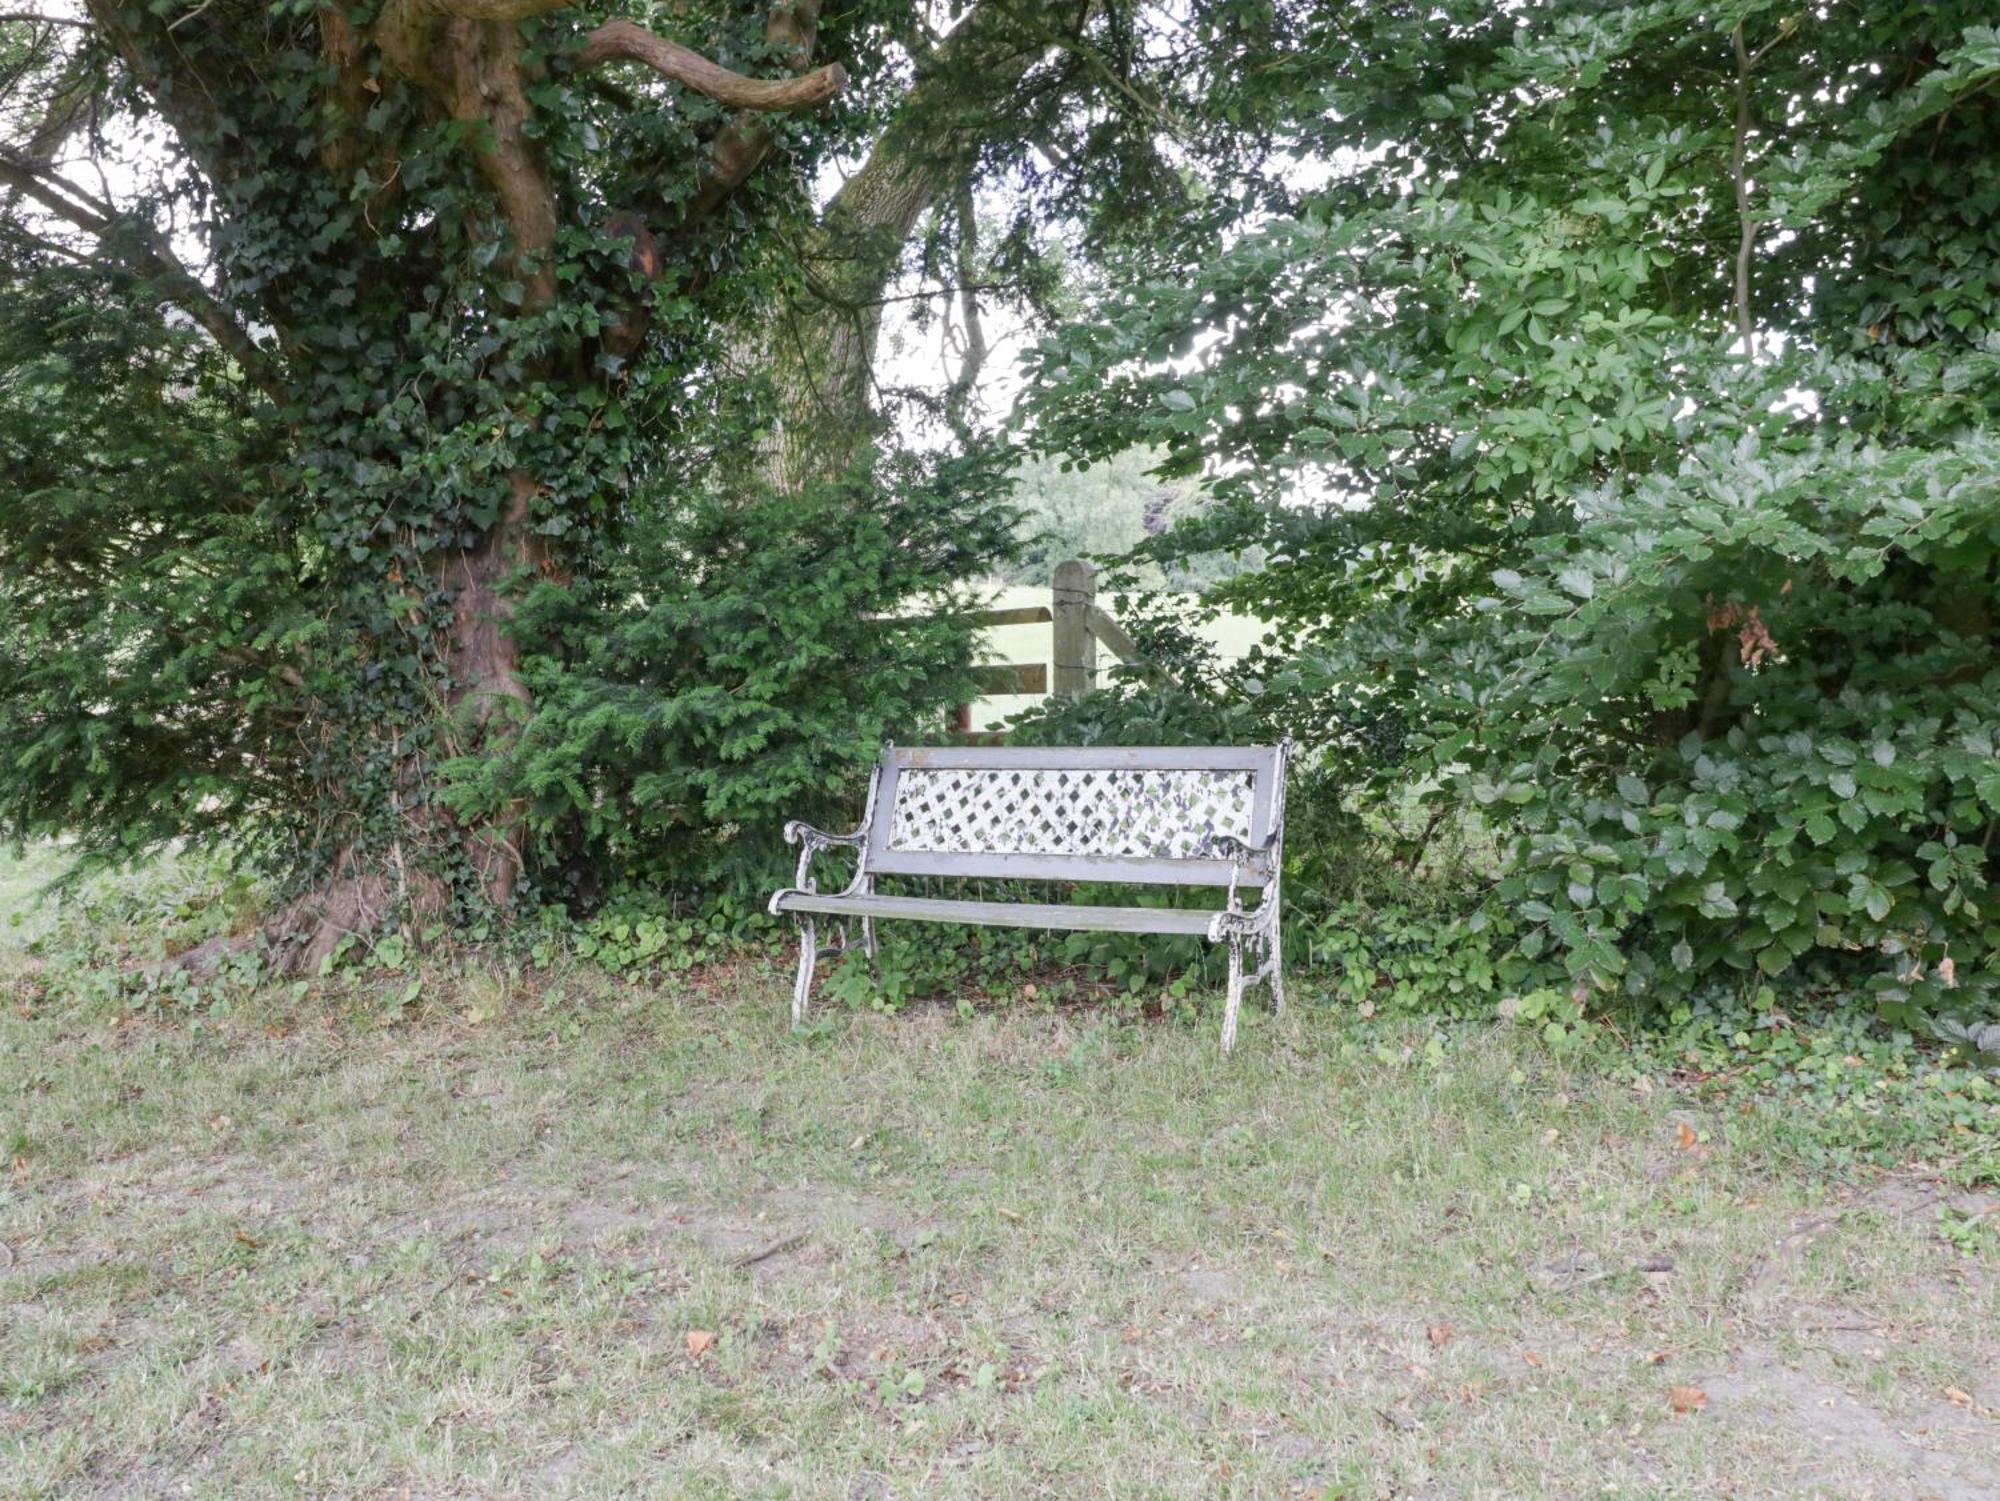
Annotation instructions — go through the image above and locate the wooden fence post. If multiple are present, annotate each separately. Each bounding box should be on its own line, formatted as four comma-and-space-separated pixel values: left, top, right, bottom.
1052, 559, 1097, 699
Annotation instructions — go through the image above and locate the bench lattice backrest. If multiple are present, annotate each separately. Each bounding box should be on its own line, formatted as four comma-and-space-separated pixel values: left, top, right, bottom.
862, 746, 1283, 888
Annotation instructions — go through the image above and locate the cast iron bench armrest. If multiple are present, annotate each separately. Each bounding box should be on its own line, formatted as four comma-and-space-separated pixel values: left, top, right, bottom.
771, 820, 870, 912
1203, 831, 1279, 924
783, 820, 866, 851
1205, 831, 1276, 863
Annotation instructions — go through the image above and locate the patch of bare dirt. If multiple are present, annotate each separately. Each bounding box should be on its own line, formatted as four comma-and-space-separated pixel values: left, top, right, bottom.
1696, 1341, 1998, 1501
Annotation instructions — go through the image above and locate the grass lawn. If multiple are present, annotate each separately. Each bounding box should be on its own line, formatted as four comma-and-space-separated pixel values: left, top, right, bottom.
0, 843, 74, 950
2, 887, 1997, 1496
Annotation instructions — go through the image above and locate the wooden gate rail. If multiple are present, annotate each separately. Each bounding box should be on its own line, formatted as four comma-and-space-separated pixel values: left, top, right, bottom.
876, 560, 1152, 738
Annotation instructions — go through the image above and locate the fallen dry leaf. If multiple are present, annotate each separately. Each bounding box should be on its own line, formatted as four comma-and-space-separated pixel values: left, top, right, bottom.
1522, 1350, 1543, 1368
1427, 1322, 1453, 1349
1667, 1384, 1708, 1414
1943, 1386, 1974, 1407
1676, 1121, 1699, 1151
685, 1329, 716, 1358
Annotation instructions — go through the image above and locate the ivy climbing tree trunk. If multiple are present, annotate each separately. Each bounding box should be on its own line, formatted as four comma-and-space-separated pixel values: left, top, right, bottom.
9, 0, 846, 967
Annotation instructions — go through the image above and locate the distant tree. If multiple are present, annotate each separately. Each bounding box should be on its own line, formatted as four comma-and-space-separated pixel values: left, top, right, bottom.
1000, 444, 1200, 584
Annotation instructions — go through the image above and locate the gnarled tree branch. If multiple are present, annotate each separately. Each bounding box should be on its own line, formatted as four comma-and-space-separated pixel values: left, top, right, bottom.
680, 0, 828, 220
594, 1, 831, 363
0, 148, 286, 402
576, 17, 844, 110
411, 0, 571, 21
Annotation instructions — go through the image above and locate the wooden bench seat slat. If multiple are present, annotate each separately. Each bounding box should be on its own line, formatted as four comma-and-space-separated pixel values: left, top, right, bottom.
772, 891, 1223, 935
862, 850, 1257, 887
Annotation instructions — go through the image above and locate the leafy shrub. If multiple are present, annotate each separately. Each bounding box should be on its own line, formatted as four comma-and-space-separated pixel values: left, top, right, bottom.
0, 270, 296, 868
521, 886, 775, 976
1648, 990, 2000, 1182
1390, 412, 2000, 1022
23, 848, 256, 970
1302, 900, 1517, 1017
1013, 3, 2000, 1033
443, 450, 1018, 904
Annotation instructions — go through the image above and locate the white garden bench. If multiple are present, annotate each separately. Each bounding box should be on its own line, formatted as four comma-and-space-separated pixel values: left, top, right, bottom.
768, 743, 1291, 1053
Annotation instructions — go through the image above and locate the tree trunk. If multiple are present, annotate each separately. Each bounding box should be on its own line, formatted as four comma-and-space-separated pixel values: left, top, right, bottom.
108, 0, 842, 972
758, 0, 1090, 492
761, 149, 938, 490
437, 469, 548, 911
259, 488, 540, 973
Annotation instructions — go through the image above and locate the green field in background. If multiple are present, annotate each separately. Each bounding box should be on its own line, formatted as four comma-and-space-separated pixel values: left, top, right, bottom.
967, 583, 1267, 731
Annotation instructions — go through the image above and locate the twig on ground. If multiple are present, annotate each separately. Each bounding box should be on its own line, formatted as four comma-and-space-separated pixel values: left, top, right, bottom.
732, 1230, 811, 1268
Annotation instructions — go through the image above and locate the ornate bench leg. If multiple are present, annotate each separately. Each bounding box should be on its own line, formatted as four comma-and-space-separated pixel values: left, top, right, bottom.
1269, 924, 1285, 1019
1221, 934, 1245, 1055
790, 916, 817, 1026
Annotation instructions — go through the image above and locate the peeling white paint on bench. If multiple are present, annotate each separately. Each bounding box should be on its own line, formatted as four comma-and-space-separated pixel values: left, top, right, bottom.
769, 742, 1291, 1053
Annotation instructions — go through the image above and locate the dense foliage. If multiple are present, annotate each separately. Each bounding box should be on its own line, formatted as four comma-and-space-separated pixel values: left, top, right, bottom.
4, 0, 870, 951
0, 267, 292, 859
999, 448, 1235, 589
0, 0, 1310, 960
445, 451, 1018, 899
1025, 1, 2000, 1026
